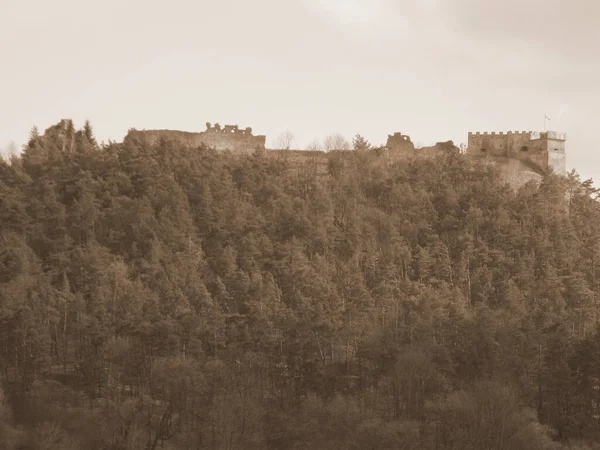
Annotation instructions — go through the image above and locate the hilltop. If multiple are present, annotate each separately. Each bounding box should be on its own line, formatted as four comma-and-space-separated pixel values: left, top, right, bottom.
124, 121, 567, 188
0, 119, 596, 450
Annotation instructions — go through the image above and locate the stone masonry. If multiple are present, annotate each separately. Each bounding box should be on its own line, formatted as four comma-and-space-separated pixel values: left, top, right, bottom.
124, 122, 266, 154
466, 130, 567, 175
121, 123, 567, 184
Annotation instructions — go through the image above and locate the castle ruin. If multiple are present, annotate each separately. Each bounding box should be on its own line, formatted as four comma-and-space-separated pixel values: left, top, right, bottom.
386, 132, 415, 152
125, 122, 266, 153
121, 123, 567, 186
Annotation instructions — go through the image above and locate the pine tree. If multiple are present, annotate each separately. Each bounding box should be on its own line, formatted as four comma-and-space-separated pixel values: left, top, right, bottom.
352, 133, 371, 151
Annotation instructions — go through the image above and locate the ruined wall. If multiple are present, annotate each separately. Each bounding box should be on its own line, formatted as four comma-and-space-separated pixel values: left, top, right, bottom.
124, 122, 266, 153
417, 140, 459, 157
385, 133, 458, 159
385, 133, 415, 152
199, 123, 266, 153
125, 129, 206, 147
122, 123, 566, 185
264, 130, 563, 188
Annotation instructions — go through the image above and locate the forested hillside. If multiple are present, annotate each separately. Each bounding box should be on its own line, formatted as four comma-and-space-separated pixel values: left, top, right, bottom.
2, 119, 600, 449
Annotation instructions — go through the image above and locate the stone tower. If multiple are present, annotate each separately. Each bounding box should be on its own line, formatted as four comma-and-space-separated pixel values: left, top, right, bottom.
539, 131, 567, 175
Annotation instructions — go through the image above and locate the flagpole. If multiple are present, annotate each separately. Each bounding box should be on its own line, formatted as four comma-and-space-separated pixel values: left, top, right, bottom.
544, 115, 550, 131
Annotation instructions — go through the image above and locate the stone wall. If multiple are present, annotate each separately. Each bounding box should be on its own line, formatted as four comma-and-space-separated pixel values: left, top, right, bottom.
417, 140, 460, 157
121, 124, 566, 185
200, 123, 266, 153
124, 122, 266, 153
467, 131, 531, 158
384, 133, 458, 160
385, 132, 415, 152
467, 131, 567, 176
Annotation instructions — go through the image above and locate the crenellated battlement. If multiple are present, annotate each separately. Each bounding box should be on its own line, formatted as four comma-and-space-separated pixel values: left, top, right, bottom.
468, 131, 533, 136
544, 131, 567, 140
205, 122, 256, 136
467, 130, 566, 141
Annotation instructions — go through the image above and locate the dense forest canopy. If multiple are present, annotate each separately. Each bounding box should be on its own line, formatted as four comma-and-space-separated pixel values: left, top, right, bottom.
1, 119, 600, 449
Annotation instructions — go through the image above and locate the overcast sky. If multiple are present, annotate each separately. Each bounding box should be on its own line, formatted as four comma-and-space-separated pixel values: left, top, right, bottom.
1, 0, 598, 181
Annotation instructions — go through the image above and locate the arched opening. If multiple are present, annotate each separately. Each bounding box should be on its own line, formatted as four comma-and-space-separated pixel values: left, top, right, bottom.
520, 146, 529, 152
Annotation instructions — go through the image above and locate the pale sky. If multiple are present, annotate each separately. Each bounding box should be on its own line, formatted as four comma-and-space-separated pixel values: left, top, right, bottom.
1, 0, 599, 181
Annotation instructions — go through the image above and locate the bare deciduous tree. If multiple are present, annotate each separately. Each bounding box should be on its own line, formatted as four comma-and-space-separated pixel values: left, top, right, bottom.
1, 141, 19, 163
7, 141, 18, 155
323, 133, 350, 151
306, 139, 322, 151
274, 131, 294, 150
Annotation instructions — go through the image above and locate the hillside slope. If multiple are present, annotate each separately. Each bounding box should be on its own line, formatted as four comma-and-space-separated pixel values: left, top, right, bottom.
0, 120, 599, 449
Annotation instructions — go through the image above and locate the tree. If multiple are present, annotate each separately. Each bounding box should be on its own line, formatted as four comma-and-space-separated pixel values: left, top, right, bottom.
352, 134, 371, 151
0, 386, 21, 449
2, 118, 600, 448
324, 133, 350, 151
274, 131, 294, 150
429, 380, 559, 450
4, 141, 19, 157
83, 120, 95, 142
306, 139, 322, 151
29, 126, 39, 142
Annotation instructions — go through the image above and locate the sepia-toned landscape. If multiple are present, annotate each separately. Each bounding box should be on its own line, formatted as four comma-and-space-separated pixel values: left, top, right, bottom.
2, 0, 599, 448
0, 119, 598, 449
